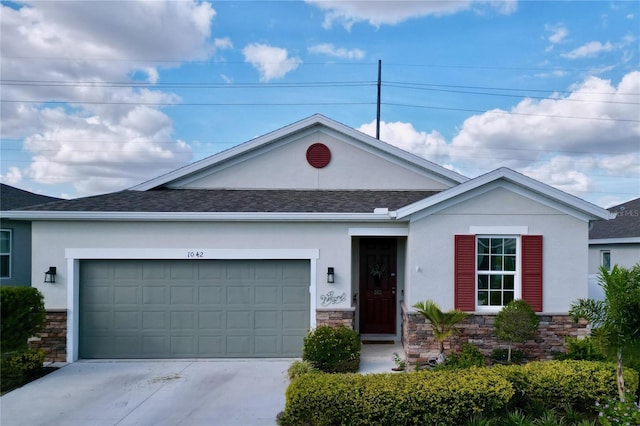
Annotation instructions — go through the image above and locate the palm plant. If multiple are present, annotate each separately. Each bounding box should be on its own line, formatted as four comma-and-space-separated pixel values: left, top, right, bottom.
569, 263, 640, 401
412, 299, 469, 363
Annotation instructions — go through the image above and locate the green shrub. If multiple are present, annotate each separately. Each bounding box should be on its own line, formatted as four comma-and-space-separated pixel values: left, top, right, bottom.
287, 360, 318, 379
493, 360, 639, 413
302, 325, 361, 373
596, 394, 640, 425
0, 349, 45, 393
279, 368, 514, 426
494, 299, 539, 363
553, 336, 607, 361
0, 286, 46, 353
435, 343, 486, 370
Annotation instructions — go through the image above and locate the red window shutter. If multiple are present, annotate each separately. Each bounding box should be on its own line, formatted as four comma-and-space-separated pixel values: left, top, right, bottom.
454, 235, 476, 311
522, 235, 543, 312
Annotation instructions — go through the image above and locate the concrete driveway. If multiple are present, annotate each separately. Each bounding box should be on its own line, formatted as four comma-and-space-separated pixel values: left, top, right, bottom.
0, 359, 292, 426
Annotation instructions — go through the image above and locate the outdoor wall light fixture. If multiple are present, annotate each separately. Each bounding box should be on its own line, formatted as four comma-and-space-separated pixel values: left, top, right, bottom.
327, 267, 335, 284
44, 266, 57, 283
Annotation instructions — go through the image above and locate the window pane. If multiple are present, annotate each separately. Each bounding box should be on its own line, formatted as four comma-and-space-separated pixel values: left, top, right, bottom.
491, 256, 503, 271
490, 239, 503, 255
478, 238, 489, 254
490, 291, 502, 306
0, 231, 9, 253
478, 254, 489, 270
504, 238, 516, 255
478, 275, 489, 289
478, 291, 488, 306
504, 275, 514, 290
490, 275, 502, 289
504, 255, 516, 271
0, 255, 8, 278
602, 251, 611, 271
504, 291, 514, 305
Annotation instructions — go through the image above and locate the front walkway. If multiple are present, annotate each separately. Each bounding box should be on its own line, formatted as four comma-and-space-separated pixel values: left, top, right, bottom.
359, 341, 405, 373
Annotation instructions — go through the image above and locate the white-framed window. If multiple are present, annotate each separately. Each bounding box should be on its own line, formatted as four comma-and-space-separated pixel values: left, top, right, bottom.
601, 250, 611, 271
476, 236, 519, 309
0, 229, 11, 278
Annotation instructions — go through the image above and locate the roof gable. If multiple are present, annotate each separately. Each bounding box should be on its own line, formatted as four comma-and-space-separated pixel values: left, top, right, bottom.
396, 167, 611, 222
132, 114, 468, 191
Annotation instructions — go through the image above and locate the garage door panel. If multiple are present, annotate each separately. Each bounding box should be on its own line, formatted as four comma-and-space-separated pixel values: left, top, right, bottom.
142, 311, 167, 330
227, 287, 250, 304
255, 287, 279, 304
198, 286, 222, 304
114, 311, 138, 330
142, 287, 166, 304
255, 311, 279, 329
199, 311, 224, 329
226, 311, 251, 329
170, 311, 195, 330
80, 259, 310, 358
283, 286, 307, 304
142, 263, 167, 279
171, 286, 194, 304
114, 286, 138, 304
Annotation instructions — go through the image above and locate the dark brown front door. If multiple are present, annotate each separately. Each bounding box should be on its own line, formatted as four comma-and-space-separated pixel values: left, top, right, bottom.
359, 238, 397, 334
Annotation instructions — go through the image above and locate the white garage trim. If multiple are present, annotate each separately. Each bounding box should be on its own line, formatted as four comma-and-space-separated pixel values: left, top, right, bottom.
65, 248, 320, 363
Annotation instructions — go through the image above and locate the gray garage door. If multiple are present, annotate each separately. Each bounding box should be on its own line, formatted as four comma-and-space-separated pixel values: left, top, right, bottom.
79, 259, 310, 358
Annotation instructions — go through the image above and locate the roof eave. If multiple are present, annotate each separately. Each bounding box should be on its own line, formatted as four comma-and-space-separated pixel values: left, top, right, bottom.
1, 210, 401, 222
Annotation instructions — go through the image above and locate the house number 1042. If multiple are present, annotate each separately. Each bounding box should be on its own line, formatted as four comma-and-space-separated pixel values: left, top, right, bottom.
187, 251, 204, 258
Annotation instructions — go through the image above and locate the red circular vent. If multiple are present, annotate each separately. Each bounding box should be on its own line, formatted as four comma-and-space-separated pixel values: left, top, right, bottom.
306, 143, 331, 168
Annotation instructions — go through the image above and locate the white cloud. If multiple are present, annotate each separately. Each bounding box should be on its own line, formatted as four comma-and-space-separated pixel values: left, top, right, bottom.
242, 43, 302, 82
306, 0, 516, 29
562, 41, 614, 59
358, 71, 639, 200
0, 167, 23, 186
0, 1, 216, 195
545, 24, 568, 44
358, 120, 451, 165
308, 43, 365, 60
214, 37, 233, 50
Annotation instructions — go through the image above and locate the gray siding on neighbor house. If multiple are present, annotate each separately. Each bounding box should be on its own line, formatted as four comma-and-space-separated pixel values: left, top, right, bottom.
0, 219, 32, 286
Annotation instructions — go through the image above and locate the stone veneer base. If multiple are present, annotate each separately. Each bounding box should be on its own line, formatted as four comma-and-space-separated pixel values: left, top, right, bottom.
28, 309, 67, 363
316, 309, 355, 329
401, 302, 588, 365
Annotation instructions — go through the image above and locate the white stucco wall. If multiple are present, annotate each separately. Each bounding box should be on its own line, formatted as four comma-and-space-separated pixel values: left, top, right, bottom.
171, 130, 452, 191
404, 187, 590, 313
31, 220, 408, 310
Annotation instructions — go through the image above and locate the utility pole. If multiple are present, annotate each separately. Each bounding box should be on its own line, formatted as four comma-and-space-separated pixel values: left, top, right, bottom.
376, 59, 381, 140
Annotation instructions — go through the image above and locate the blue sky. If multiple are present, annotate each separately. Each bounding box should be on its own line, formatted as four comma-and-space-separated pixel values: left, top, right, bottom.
1, 0, 638, 207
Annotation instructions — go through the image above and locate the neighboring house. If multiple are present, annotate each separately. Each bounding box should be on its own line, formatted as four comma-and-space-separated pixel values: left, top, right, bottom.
3, 115, 611, 364
588, 198, 640, 300
0, 184, 61, 286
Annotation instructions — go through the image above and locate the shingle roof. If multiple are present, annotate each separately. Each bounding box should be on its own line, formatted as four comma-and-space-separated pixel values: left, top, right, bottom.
16, 189, 438, 213
0, 184, 62, 210
590, 198, 640, 239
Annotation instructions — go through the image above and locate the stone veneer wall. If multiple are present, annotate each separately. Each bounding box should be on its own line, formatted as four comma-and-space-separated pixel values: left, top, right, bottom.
28, 309, 67, 362
316, 309, 355, 328
401, 303, 588, 365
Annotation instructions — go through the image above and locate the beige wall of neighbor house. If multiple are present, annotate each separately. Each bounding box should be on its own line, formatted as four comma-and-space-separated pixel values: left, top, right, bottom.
404, 186, 589, 313
588, 244, 640, 274
169, 130, 453, 191
31, 220, 408, 310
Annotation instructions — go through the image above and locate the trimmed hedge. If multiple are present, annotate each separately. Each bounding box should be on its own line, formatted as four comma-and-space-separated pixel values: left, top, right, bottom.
303, 325, 361, 373
493, 360, 639, 413
280, 368, 514, 426
0, 286, 46, 353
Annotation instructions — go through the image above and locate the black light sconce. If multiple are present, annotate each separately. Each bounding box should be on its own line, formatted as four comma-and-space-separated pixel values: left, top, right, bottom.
327, 267, 335, 284
44, 267, 57, 283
